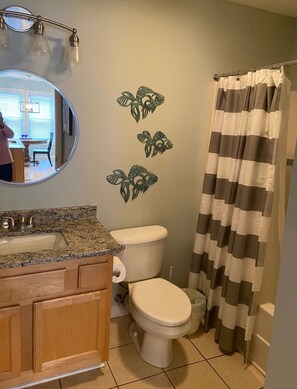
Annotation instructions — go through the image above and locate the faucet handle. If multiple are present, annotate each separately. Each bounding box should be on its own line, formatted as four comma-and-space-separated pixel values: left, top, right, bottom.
27, 215, 34, 229
1, 216, 15, 229
1, 219, 9, 229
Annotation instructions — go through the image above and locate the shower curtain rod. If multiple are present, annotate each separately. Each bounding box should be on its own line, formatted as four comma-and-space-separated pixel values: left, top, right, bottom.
213, 59, 297, 81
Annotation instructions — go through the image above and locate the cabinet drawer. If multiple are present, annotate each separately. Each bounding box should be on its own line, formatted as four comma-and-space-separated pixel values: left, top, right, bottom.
78, 263, 109, 289
0, 269, 66, 305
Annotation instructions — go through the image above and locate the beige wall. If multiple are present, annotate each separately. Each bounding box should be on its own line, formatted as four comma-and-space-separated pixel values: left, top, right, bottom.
0, 0, 296, 292
286, 27, 297, 90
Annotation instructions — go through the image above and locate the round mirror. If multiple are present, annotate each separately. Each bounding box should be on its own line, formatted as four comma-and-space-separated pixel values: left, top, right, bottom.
0, 69, 78, 185
3, 6, 34, 32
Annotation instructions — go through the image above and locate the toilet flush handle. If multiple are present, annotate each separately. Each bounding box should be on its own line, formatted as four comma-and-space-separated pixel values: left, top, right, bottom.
113, 269, 121, 277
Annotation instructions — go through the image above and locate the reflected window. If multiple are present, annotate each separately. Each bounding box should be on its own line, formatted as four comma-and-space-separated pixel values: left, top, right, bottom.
0, 87, 55, 139
0, 91, 23, 137
28, 95, 55, 138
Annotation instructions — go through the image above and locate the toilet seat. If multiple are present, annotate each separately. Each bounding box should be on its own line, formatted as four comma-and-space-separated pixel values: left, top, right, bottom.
130, 278, 191, 327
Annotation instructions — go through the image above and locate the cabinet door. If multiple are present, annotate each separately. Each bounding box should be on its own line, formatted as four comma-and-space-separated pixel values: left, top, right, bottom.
33, 290, 109, 373
0, 306, 21, 381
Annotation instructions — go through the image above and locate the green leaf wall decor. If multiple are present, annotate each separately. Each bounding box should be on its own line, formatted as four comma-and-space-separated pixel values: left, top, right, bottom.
137, 130, 173, 157
106, 165, 158, 203
117, 86, 165, 122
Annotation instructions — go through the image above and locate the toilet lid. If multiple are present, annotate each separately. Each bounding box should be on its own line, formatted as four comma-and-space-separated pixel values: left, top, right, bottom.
131, 278, 191, 327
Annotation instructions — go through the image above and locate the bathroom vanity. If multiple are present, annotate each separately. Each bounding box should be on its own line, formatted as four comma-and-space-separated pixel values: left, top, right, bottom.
0, 206, 123, 389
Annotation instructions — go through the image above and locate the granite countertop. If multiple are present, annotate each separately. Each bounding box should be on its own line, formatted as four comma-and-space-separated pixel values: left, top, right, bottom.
0, 206, 124, 270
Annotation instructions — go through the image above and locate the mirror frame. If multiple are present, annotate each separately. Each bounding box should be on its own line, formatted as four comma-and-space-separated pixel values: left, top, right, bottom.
0, 68, 79, 186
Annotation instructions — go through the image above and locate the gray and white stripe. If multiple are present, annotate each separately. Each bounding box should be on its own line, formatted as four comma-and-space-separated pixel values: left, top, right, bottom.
189, 67, 288, 357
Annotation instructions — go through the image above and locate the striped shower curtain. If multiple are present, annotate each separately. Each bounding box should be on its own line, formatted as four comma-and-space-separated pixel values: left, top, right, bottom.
188, 67, 290, 357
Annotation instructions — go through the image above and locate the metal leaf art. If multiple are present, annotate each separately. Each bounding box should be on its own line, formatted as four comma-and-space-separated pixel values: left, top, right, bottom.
137, 130, 173, 157
106, 165, 158, 203
117, 86, 165, 122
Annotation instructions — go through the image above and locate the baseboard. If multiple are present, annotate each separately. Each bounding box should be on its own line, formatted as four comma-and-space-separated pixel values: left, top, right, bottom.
249, 358, 266, 377
12, 363, 105, 389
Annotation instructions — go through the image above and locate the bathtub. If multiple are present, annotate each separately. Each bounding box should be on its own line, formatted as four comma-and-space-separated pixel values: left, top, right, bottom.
249, 302, 275, 375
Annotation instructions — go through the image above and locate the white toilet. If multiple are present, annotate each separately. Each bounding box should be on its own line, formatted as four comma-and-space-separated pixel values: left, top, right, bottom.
110, 225, 191, 368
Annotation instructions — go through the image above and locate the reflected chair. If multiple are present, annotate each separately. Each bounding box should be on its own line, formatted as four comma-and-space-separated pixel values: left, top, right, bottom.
32, 132, 54, 166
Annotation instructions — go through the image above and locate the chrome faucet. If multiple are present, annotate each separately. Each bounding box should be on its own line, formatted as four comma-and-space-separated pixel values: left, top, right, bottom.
0, 215, 34, 231
1, 216, 15, 230
19, 216, 27, 231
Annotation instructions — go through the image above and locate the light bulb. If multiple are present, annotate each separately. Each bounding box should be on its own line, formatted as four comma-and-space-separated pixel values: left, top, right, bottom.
63, 29, 83, 66
30, 16, 51, 56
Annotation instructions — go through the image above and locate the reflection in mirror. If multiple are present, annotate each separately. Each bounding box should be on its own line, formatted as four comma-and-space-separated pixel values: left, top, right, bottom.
3, 6, 34, 32
0, 70, 77, 185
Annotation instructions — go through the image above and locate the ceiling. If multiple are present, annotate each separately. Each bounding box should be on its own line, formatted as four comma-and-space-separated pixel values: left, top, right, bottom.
228, 0, 297, 18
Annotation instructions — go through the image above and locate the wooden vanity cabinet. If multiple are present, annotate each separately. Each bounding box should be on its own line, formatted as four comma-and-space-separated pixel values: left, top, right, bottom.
0, 255, 113, 389
0, 306, 21, 381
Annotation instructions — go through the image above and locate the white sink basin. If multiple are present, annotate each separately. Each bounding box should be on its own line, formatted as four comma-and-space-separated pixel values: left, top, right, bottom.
0, 232, 68, 255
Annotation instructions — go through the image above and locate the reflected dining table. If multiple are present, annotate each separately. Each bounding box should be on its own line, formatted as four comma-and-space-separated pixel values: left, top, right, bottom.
20, 137, 48, 165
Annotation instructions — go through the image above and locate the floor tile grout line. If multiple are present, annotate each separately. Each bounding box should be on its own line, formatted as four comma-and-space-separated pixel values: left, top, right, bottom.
205, 351, 234, 361
186, 334, 235, 361
165, 359, 231, 389
109, 341, 133, 350
107, 361, 121, 388
112, 372, 172, 388
205, 358, 232, 389
185, 334, 209, 361
164, 358, 206, 373
187, 329, 233, 383
186, 333, 255, 369
109, 342, 134, 351
163, 369, 177, 388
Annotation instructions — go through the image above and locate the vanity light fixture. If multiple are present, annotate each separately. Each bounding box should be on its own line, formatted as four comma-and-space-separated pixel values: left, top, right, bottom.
20, 74, 40, 113
0, 6, 82, 66
20, 100, 40, 114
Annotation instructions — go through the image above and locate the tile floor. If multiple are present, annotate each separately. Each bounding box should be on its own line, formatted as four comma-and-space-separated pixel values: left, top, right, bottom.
32, 314, 265, 389
24, 155, 55, 183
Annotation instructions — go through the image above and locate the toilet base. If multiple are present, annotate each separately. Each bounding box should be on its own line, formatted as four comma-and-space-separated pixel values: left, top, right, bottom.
129, 321, 173, 368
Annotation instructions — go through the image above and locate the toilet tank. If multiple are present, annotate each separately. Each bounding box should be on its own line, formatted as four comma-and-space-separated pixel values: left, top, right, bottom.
110, 225, 168, 282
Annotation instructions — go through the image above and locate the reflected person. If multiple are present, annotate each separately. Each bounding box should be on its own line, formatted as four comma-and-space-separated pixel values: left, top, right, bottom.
0, 112, 14, 182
